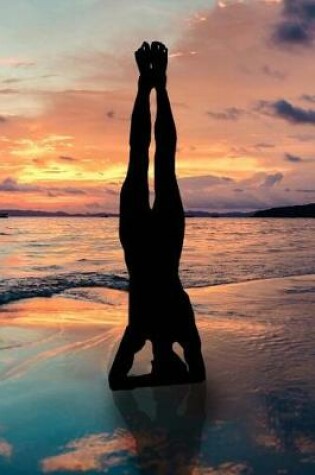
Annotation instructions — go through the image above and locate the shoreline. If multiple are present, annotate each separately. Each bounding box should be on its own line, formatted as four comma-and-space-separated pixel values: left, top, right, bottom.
0, 272, 314, 309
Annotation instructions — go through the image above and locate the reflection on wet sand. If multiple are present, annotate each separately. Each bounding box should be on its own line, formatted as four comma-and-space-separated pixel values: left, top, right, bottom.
39, 381, 315, 474
113, 383, 206, 474
40, 384, 207, 474
0, 288, 127, 327
41, 431, 136, 473
255, 387, 315, 457
0, 439, 12, 459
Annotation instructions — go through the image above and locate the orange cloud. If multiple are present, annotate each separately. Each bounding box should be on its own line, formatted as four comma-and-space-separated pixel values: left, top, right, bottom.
0, 57, 35, 68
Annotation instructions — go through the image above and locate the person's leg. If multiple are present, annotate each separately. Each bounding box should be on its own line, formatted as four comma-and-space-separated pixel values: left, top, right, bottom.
109, 43, 152, 389
119, 42, 152, 253
149, 43, 205, 383
151, 42, 185, 266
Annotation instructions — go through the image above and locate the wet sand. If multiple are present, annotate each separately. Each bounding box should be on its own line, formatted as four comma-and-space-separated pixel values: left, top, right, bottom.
0, 275, 314, 474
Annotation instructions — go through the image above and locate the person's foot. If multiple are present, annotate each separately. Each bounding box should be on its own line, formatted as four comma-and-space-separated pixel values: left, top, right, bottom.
135, 41, 153, 90
151, 41, 168, 89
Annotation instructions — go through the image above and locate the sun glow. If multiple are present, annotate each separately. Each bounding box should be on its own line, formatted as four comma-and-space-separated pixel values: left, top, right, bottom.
0, 0, 312, 213
10, 136, 74, 159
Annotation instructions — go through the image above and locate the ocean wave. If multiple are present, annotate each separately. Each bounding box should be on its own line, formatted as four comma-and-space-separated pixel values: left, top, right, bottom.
0, 272, 129, 306
0, 272, 215, 306
1, 270, 314, 306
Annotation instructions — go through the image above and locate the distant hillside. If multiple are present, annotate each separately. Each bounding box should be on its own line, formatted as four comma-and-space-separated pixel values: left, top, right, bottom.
254, 203, 315, 218
1, 204, 314, 218
0, 209, 118, 218
1, 209, 251, 218
185, 210, 252, 217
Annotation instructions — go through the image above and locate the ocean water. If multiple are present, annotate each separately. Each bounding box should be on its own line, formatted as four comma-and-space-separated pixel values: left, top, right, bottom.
0, 217, 314, 305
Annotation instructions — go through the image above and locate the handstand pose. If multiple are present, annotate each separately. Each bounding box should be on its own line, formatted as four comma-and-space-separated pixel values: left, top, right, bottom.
109, 42, 205, 390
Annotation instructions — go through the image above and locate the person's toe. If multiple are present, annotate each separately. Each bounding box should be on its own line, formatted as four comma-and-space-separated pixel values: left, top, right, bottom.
153, 41, 166, 51
151, 41, 160, 53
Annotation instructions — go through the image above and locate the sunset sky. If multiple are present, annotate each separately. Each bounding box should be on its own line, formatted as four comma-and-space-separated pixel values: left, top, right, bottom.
0, 0, 315, 213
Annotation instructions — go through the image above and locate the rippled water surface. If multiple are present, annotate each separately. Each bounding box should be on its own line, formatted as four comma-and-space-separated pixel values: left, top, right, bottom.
0, 217, 314, 305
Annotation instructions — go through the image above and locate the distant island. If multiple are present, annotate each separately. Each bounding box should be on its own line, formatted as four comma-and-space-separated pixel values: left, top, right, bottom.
0, 208, 251, 218
254, 203, 315, 218
0, 209, 118, 218
0, 203, 314, 218
185, 210, 251, 218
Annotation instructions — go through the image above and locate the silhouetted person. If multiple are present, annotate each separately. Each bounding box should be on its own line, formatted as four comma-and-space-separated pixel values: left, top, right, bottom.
109, 42, 205, 390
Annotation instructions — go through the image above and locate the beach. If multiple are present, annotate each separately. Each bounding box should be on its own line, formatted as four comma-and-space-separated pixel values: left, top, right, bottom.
0, 275, 314, 474
2, 0, 315, 471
